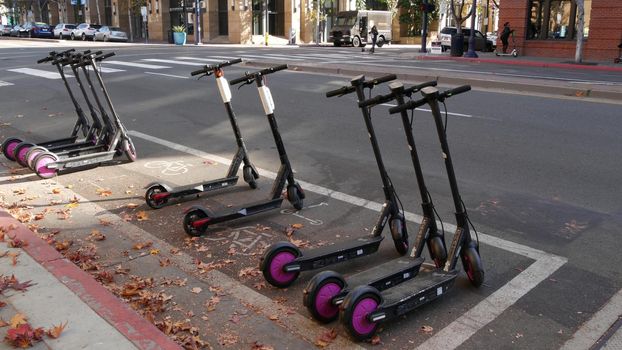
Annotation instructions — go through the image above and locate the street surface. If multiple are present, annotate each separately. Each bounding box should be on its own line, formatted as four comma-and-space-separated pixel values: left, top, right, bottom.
1, 39, 622, 349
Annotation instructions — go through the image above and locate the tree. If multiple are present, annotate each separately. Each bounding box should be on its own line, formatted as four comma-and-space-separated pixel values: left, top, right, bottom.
398, 0, 438, 37
449, 0, 474, 35
574, 0, 585, 63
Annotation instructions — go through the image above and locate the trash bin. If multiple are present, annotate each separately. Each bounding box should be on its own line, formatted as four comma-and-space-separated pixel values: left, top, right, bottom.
167, 30, 173, 44
450, 33, 464, 57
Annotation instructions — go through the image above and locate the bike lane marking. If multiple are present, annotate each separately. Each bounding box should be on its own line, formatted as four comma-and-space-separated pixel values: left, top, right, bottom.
128, 129, 569, 349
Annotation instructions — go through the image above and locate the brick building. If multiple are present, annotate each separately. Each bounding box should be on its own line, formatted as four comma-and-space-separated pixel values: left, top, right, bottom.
498, 0, 622, 60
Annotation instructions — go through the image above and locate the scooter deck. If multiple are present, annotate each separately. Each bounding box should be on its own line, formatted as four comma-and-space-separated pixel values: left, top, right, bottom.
372, 269, 458, 320
168, 176, 240, 197
38, 135, 81, 149
46, 138, 97, 152
347, 256, 424, 293
54, 143, 108, 157
292, 235, 384, 271
49, 150, 116, 170
209, 197, 284, 224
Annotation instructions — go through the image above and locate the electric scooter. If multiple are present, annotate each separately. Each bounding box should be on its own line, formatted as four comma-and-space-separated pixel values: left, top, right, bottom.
24, 50, 112, 170
143, 58, 260, 209
31, 51, 137, 179
495, 33, 518, 57
1, 49, 93, 166
182, 64, 304, 236
301, 80, 450, 323
332, 85, 484, 340
259, 74, 411, 291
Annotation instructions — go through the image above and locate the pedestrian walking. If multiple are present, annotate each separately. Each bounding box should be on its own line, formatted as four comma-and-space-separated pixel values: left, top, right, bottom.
500, 22, 514, 54
370, 25, 378, 53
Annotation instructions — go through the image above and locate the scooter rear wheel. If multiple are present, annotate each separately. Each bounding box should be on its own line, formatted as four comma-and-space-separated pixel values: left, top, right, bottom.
145, 185, 169, 209
26, 146, 48, 170
341, 286, 382, 341
1, 137, 23, 161
14, 142, 36, 167
33, 152, 59, 179
461, 246, 485, 287
183, 209, 208, 237
303, 271, 345, 323
260, 242, 301, 288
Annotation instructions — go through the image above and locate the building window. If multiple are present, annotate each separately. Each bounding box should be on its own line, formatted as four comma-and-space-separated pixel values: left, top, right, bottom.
527, 0, 591, 40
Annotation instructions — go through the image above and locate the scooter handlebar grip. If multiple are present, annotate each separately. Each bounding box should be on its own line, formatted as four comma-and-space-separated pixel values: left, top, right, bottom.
218, 57, 243, 68
190, 67, 207, 76
440, 85, 471, 99
359, 92, 393, 108
260, 64, 288, 76
229, 74, 251, 86
326, 86, 355, 98
404, 80, 437, 94
369, 74, 397, 86
388, 97, 427, 114
37, 57, 52, 64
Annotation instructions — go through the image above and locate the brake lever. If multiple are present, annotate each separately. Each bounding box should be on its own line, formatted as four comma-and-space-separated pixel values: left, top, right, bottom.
237, 79, 253, 89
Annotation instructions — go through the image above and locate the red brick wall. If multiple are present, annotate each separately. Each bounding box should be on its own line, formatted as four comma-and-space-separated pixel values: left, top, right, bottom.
498, 0, 622, 61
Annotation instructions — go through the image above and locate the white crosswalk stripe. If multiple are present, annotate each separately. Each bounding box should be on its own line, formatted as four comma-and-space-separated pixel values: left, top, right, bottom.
174, 56, 228, 63
142, 58, 204, 66
84, 66, 126, 73
7, 68, 72, 79
103, 60, 171, 69
0, 81, 14, 87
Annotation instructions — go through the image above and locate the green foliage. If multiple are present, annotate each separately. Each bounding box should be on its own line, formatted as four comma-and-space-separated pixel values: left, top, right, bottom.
172, 25, 186, 32
356, 0, 367, 10
398, 0, 438, 37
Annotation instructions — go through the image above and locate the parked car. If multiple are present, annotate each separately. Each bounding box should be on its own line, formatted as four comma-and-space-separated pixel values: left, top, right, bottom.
71, 23, 101, 40
93, 26, 128, 42
53, 23, 76, 39
0, 24, 12, 36
22, 22, 53, 38
9, 24, 24, 37
487, 31, 498, 48
439, 27, 493, 52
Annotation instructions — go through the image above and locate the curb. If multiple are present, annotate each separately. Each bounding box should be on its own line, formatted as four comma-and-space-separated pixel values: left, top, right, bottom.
0, 210, 181, 350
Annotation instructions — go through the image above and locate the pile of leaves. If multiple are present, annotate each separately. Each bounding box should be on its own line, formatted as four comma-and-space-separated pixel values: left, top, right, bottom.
1, 313, 66, 348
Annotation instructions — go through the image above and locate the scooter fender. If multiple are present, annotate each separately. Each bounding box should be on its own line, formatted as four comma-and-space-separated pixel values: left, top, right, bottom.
144, 181, 173, 193
259, 241, 300, 271
183, 205, 212, 216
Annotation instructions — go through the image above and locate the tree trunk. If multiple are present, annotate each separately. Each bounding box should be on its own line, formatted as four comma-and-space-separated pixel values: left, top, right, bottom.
95, 0, 101, 23
127, 5, 133, 41
574, 0, 585, 63
36, 0, 42, 21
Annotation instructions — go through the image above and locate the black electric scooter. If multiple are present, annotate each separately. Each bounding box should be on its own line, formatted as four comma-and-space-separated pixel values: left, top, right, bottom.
24, 50, 112, 170
143, 58, 259, 209
259, 74, 411, 291
32, 51, 137, 179
336, 85, 485, 340
182, 64, 304, 236
1, 49, 93, 166
301, 80, 449, 323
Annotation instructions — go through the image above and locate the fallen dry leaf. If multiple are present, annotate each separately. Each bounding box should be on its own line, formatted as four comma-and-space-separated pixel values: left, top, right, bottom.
96, 188, 113, 197
46, 321, 67, 339
291, 223, 304, 229
51, 188, 61, 194
10, 313, 27, 328
89, 229, 106, 241
126, 203, 139, 209
136, 211, 149, 221
268, 315, 279, 321
191, 287, 202, 294
370, 334, 381, 345
421, 325, 433, 333
316, 328, 338, 347
132, 241, 153, 250
251, 341, 274, 350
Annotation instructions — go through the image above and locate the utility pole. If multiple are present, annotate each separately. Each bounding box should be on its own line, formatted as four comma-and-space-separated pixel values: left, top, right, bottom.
194, 0, 201, 44
315, 0, 320, 44
420, 0, 429, 53
464, 0, 478, 57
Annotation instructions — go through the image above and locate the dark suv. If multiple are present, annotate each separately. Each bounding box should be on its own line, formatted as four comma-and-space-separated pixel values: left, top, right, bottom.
439, 27, 493, 52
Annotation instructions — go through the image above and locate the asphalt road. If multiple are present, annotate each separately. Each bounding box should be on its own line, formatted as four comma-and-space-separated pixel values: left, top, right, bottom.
1, 41, 622, 349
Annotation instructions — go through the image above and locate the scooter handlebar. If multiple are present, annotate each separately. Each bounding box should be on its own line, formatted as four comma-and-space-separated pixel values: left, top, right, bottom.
365, 74, 397, 87
190, 58, 243, 76
95, 52, 115, 61
438, 85, 471, 101
229, 64, 288, 85
388, 97, 427, 114
403, 80, 437, 95
326, 86, 356, 98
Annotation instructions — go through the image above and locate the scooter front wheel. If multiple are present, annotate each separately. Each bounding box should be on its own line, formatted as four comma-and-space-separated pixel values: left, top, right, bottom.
14, 142, 36, 167
341, 286, 382, 341
243, 165, 258, 189
26, 146, 48, 170
1, 137, 23, 161
122, 139, 137, 162
260, 242, 301, 288
183, 209, 208, 237
390, 216, 409, 255
33, 152, 59, 179
287, 183, 305, 210
145, 185, 169, 209
461, 246, 485, 287
427, 236, 448, 268
303, 271, 345, 323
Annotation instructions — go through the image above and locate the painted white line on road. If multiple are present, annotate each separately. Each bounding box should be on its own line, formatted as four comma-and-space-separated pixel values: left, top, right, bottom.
561, 288, 622, 350
103, 60, 171, 69
144, 72, 189, 79
237, 54, 306, 61
128, 129, 568, 348
0, 80, 14, 87
7, 68, 70, 79
142, 58, 204, 66
416, 255, 568, 349
379, 103, 476, 119
85, 66, 126, 73
174, 56, 228, 63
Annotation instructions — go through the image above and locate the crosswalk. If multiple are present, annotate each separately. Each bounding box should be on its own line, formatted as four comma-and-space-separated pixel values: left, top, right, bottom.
2, 50, 399, 86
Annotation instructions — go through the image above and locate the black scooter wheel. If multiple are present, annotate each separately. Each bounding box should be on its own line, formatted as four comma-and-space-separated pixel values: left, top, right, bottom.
260, 242, 301, 288
303, 271, 345, 323
287, 183, 305, 210
14, 142, 36, 168
26, 146, 48, 170
145, 185, 169, 209
183, 209, 208, 237
390, 216, 409, 255
1, 137, 23, 161
243, 165, 258, 189
123, 139, 137, 162
341, 285, 382, 341
427, 236, 448, 268
461, 246, 485, 287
